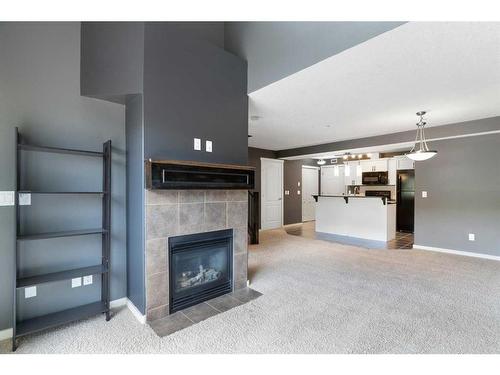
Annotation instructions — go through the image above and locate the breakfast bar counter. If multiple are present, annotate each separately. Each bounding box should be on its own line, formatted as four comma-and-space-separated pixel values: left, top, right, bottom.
314, 195, 396, 242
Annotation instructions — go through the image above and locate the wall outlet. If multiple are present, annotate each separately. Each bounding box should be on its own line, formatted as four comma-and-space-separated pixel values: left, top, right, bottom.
468, 233, 475, 241
19, 193, 31, 206
25, 286, 37, 299
71, 277, 82, 288
83, 275, 93, 286
297, 190, 301, 195
205, 140, 212, 152
193, 138, 201, 151
422, 191, 428, 198
0, 191, 15, 206
284, 190, 290, 195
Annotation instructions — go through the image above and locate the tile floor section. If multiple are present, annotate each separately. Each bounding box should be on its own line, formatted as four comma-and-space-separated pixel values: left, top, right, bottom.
149, 288, 262, 337
285, 221, 414, 250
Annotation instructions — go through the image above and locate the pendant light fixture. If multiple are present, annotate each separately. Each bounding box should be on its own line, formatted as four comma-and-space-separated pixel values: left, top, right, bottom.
406, 111, 437, 161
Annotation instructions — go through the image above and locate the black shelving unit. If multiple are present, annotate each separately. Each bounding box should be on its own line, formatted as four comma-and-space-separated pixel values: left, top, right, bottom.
12, 128, 111, 351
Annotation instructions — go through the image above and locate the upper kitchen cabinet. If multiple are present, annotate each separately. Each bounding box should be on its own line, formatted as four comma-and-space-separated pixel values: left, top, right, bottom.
360, 159, 388, 172
395, 156, 415, 170
344, 161, 362, 185
388, 158, 397, 185
321, 165, 345, 195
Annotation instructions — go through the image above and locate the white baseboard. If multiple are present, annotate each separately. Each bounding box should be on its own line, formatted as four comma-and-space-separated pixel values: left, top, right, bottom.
126, 299, 146, 324
0, 328, 13, 341
109, 297, 127, 308
110, 297, 146, 324
413, 244, 500, 261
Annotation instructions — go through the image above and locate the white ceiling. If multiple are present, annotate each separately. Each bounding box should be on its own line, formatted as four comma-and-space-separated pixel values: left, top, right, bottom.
248, 22, 500, 151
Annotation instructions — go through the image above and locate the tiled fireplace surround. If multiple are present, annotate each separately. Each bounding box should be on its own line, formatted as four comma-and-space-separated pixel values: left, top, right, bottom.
145, 189, 248, 321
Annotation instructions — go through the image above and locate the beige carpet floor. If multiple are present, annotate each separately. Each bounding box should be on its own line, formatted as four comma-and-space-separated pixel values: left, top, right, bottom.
2, 228, 499, 354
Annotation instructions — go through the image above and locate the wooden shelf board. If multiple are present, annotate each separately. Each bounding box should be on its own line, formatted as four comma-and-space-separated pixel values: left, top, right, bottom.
17, 265, 107, 288
18, 191, 106, 195
17, 228, 107, 241
18, 143, 103, 157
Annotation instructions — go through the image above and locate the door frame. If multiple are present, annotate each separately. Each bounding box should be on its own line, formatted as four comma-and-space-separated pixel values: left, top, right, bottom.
260, 157, 284, 230
301, 165, 319, 222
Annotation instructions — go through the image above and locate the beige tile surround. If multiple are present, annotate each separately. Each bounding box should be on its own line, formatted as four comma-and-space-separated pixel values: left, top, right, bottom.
145, 189, 248, 321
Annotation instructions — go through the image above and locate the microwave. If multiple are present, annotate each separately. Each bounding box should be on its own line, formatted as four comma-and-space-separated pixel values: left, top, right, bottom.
362, 171, 388, 185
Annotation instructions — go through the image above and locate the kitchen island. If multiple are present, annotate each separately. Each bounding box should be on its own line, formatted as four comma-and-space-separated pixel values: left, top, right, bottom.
314, 195, 396, 242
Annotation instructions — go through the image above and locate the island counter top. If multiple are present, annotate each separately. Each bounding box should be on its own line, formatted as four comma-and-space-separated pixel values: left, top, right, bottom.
312, 195, 396, 205
315, 195, 396, 242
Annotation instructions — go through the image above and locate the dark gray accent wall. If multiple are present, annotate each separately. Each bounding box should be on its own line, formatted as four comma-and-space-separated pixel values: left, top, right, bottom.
146, 22, 225, 49
143, 23, 248, 165
80, 22, 144, 103
277, 116, 500, 158
0, 22, 127, 330
414, 132, 500, 256
125, 95, 145, 313
284, 159, 317, 225
79, 22, 249, 314
225, 22, 405, 92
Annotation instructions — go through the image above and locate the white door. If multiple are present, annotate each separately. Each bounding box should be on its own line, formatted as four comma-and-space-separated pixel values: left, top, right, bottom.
261, 158, 284, 230
301, 166, 319, 222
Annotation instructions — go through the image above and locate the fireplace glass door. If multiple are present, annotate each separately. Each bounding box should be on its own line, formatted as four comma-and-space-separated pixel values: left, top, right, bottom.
169, 229, 233, 313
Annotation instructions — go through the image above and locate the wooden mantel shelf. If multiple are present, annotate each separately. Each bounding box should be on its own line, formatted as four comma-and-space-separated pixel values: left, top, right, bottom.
147, 159, 255, 171
145, 159, 255, 190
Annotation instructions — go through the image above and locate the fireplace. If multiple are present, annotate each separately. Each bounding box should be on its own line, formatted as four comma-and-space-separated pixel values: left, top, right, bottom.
169, 229, 233, 313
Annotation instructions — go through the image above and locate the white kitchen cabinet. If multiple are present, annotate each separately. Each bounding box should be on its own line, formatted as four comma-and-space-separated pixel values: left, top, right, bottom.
396, 156, 415, 170
361, 160, 373, 173
321, 165, 345, 195
344, 161, 362, 185
360, 159, 388, 172
374, 160, 388, 172
388, 158, 397, 185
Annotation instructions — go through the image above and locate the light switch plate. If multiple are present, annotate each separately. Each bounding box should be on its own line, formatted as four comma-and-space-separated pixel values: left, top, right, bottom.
284, 190, 290, 195
422, 191, 428, 198
194, 138, 201, 151
297, 190, 301, 195
25, 286, 36, 299
83, 275, 93, 286
297, 182, 301, 187
71, 277, 82, 288
468, 233, 475, 241
19, 193, 31, 206
0, 191, 15, 206
205, 140, 212, 152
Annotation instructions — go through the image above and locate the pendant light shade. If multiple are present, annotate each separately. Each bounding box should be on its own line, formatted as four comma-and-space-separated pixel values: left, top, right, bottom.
406, 111, 437, 161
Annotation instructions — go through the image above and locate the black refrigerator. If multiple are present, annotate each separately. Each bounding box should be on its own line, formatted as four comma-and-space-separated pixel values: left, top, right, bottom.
396, 170, 415, 232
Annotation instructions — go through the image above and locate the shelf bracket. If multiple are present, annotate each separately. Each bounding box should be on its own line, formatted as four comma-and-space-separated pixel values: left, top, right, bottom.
313, 195, 319, 202
381, 197, 387, 205
343, 196, 349, 204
